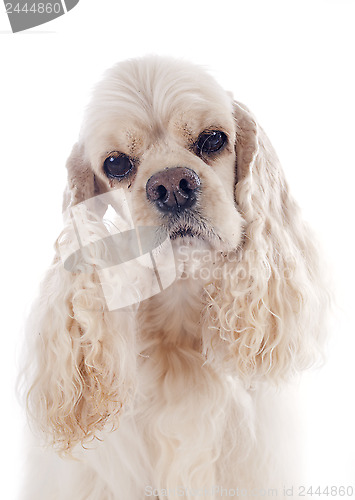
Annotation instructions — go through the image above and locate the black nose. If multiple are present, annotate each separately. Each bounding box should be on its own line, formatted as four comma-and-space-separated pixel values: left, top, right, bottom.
146, 167, 200, 212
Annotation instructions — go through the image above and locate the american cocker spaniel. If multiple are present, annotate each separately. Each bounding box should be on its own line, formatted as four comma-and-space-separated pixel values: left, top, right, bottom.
21, 56, 328, 500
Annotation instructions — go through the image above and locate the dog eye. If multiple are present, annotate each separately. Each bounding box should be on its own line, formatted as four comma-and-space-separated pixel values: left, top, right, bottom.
196, 130, 227, 156
103, 153, 134, 178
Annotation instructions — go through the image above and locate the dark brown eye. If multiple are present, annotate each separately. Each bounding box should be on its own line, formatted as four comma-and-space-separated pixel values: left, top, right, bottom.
196, 130, 227, 156
103, 153, 134, 178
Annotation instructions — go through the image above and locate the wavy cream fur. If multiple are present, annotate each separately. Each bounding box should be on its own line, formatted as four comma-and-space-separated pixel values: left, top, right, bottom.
21, 56, 328, 500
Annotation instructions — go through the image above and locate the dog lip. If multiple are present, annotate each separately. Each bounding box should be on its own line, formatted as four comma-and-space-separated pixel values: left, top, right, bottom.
169, 227, 201, 239
166, 212, 210, 240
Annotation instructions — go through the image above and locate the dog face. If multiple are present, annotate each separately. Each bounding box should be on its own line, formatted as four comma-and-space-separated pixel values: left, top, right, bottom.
76, 57, 243, 251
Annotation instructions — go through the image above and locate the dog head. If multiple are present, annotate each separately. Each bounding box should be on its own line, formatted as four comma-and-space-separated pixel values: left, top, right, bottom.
66, 57, 244, 252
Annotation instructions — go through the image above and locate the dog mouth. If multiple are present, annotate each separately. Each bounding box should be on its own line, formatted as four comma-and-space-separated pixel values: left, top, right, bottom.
163, 212, 217, 243
169, 226, 201, 240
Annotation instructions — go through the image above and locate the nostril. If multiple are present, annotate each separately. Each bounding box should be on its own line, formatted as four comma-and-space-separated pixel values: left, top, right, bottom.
179, 178, 189, 192
156, 184, 167, 200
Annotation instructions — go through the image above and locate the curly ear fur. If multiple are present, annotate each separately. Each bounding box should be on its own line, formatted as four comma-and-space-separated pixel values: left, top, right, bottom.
203, 102, 328, 381
24, 144, 137, 452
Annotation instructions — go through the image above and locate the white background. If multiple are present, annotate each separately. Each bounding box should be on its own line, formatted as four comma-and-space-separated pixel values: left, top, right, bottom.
1, 0, 354, 497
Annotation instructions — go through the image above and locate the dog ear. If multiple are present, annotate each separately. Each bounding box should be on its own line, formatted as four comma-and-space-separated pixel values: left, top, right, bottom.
233, 101, 259, 183
24, 143, 136, 452
62, 142, 102, 211
205, 101, 329, 381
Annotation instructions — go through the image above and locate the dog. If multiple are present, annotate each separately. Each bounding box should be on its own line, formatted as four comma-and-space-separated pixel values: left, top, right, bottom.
21, 56, 328, 500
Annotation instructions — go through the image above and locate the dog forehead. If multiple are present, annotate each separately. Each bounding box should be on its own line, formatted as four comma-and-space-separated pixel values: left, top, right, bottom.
81, 57, 234, 146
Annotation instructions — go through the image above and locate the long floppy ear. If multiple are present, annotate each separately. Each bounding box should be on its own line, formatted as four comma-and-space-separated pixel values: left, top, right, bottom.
62, 142, 101, 210
207, 102, 328, 381
24, 143, 136, 452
